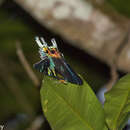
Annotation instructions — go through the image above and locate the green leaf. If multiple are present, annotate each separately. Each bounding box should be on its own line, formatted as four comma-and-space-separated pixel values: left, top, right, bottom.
104, 74, 130, 130
40, 76, 105, 130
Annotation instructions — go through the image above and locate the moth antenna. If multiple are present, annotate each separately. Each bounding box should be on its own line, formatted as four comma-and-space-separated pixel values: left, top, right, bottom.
51, 38, 58, 48
35, 37, 43, 48
40, 37, 47, 47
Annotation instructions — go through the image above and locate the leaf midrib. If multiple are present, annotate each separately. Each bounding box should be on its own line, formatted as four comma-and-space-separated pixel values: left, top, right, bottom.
50, 85, 94, 130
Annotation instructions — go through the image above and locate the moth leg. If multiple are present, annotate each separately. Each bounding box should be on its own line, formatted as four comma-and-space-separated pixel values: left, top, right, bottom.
48, 68, 51, 75
52, 69, 56, 77
59, 79, 67, 84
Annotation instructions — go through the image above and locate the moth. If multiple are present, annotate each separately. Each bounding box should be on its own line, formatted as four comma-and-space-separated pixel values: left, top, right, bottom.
33, 37, 83, 85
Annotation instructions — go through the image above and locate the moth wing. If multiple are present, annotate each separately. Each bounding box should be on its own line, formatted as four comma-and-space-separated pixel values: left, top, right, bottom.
53, 58, 83, 85
33, 57, 50, 73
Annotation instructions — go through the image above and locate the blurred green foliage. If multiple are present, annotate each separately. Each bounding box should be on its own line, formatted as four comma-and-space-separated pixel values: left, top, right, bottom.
107, 0, 130, 17
0, 7, 40, 121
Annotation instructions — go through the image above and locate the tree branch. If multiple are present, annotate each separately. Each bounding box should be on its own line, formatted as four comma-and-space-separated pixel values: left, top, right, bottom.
16, 41, 40, 88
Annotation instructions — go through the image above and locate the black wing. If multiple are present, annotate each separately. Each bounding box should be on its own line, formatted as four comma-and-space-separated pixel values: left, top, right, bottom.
52, 57, 83, 85
33, 57, 50, 74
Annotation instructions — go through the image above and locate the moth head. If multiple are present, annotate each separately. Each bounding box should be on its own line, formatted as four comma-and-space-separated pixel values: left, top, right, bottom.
35, 37, 61, 58
48, 38, 61, 58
